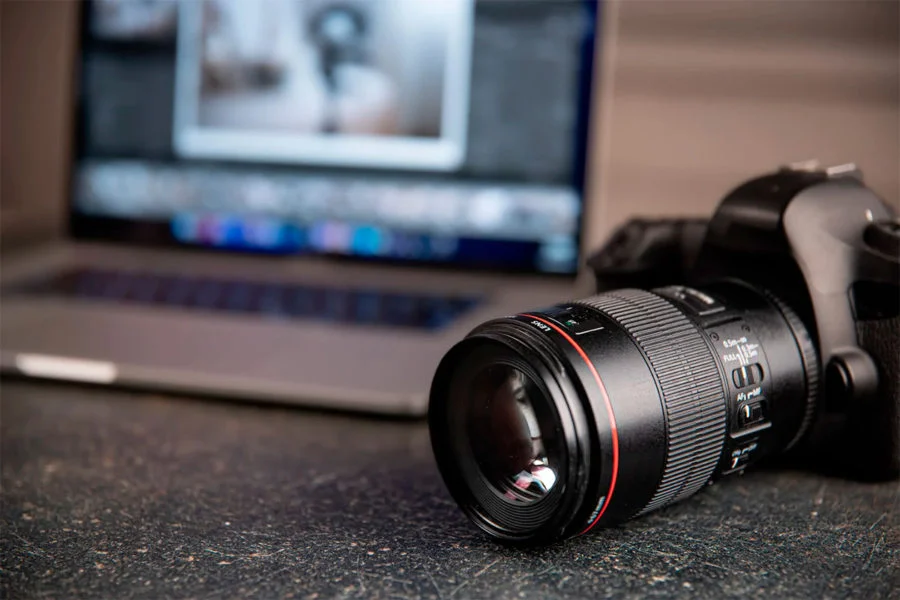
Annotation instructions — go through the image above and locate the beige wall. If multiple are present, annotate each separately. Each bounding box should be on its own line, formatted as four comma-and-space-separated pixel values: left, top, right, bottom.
585, 0, 900, 249
1, 0, 77, 249
2, 0, 898, 254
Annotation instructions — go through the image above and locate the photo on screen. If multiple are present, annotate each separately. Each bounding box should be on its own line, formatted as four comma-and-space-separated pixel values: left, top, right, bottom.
172, 0, 474, 170
91, 0, 178, 41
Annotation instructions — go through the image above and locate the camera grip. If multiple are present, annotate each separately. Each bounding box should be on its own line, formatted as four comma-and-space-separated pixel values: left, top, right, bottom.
854, 317, 900, 479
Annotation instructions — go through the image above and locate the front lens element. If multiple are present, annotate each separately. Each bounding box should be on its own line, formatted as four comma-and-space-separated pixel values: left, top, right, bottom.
432, 339, 577, 541
467, 365, 559, 504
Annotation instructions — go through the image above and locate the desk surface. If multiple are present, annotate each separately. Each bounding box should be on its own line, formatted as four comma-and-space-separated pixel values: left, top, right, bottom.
1, 381, 897, 599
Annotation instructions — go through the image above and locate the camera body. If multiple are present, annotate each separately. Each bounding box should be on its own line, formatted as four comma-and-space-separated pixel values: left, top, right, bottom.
591, 162, 899, 480
429, 162, 898, 544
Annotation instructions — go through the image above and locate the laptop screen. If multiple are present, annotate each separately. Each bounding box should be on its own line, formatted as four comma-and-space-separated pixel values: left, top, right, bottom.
72, 0, 598, 274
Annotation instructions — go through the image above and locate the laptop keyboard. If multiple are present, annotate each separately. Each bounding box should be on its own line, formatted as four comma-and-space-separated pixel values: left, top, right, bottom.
11, 268, 481, 330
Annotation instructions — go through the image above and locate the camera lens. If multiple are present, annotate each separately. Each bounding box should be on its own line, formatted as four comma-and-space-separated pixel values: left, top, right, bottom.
430, 284, 819, 543
436, 340, 582, 539
466, 365, 560, 503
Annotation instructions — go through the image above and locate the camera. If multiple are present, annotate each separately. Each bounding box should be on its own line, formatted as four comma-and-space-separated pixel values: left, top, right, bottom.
428, 162, 899, 544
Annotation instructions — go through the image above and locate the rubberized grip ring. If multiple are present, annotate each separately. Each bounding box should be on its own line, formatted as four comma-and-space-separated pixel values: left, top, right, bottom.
575, 289, 728, 515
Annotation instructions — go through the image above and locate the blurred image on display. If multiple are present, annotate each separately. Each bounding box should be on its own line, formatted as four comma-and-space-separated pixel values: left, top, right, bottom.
91, 0, 178, 40
173, 0, 472, 170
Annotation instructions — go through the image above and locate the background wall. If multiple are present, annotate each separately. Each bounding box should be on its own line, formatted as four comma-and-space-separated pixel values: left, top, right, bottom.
2, 0, 898, 256
1, 0, 77, 249
585, 0, 900, 249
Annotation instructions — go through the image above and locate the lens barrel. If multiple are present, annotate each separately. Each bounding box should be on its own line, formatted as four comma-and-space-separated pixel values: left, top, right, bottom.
429, 282, 818, 543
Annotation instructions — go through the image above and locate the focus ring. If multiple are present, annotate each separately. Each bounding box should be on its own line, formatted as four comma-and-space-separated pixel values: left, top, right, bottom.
575, 289, 728, 515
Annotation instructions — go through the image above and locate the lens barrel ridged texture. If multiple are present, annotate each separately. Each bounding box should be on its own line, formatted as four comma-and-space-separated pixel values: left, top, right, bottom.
575, 290, 727, 516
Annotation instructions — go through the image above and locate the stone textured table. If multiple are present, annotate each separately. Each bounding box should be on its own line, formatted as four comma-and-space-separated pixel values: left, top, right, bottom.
2, 381, 896, 598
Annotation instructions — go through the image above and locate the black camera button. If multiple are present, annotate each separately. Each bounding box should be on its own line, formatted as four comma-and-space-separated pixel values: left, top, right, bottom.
737, 398, 768, 427
732, 363, 763, 388
552, 310, 606, 336
739, 402, 760, 426
863, 219, 900, 258
659, 286, 725, 316
824, 349, 880, 410
727, 440, 759, 470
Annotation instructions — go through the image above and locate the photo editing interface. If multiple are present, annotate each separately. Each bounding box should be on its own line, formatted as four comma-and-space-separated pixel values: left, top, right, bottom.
76, 0, 597, 273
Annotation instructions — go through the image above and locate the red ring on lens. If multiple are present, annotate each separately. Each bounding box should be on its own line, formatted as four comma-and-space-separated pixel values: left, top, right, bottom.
521, 314, 619, 535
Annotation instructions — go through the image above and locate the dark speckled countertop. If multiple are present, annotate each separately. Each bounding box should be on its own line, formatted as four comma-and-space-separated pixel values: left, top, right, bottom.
1, 381, 897, 599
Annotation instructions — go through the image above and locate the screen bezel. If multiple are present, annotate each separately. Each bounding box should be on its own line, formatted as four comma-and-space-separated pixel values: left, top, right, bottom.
67, 0, 600, 277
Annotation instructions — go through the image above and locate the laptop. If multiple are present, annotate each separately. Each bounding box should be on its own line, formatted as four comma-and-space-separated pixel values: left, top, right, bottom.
0, 0, 606, 415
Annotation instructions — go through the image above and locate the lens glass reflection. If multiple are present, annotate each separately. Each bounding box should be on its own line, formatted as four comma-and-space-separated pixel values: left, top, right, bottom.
466, 365, 559, 504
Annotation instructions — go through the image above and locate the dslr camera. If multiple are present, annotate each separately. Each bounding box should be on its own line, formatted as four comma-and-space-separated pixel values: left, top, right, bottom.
429, 162, 899, 544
